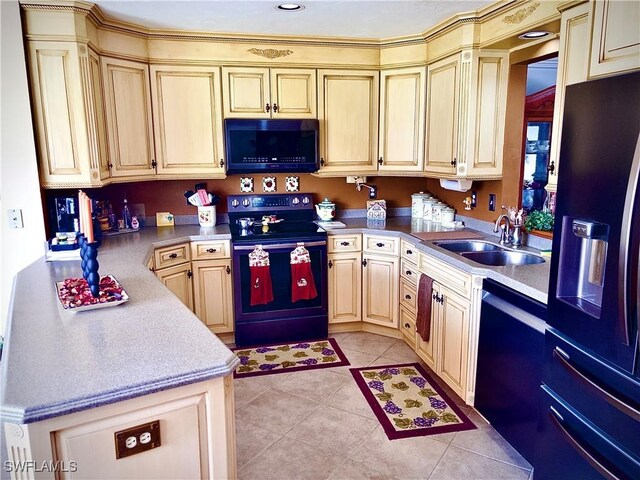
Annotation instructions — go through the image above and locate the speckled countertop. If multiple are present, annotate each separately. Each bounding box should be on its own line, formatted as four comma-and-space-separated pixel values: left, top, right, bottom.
1, 218, 548, 424
0, 225, 238, 424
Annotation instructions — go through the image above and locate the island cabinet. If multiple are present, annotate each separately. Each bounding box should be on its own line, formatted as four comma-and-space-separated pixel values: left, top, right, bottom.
424, 50, 509, 180
589, 0, 640, 79
26, 41, 109, 188
362, 235, 400, 329
378, 67, 427, 174
416, 252, 483, 404
327, 234, 363, 324
5, 376, 236, 479
102, 57, 156, 179
150, 65, 226, 178
317, 70, 380, 174
221, 67, 317, 118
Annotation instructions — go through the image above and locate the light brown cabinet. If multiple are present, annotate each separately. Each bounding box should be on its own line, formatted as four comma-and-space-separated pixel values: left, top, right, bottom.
222, 67, 316, 118
192, 259, 234, 334
328, 252, 362, 324
317, 69, 379, 174
150, 65, 225, 178
155, 262, 194, 312
362, 254, 399, 329
102, 57, 156, 178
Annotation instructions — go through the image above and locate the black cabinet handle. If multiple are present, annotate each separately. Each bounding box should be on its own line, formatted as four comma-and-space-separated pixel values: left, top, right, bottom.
406, 270, 412, 275
265, 103, 271, 112
404, 323, 411, 329
219, 158, 225, 167
168, 253, 178, 259
187, 270, 193, 279
108, 163, 113, 169
433, 293, 437, 300
451, 158, 457, 167
340, 241, 350, 246
547, 160, 555, 174
206, 248, 217, 253
378, 157, 383, 165
226, 266, 231, 274
405, 294, 412, 300
273, 103, 278, 112
151, 159, 157, 169
328, 260, 333, 268
376, 242, 385, 248
320, 157, 325, 166
362, 259, 367, 267
406, 249, 413, 255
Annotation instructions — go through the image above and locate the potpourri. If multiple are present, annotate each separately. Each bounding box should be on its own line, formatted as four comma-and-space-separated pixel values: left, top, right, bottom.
57, 275, 125, 309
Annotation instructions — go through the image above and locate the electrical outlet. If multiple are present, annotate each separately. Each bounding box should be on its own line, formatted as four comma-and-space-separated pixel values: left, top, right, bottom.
489, 194, 496, 211
471, 191, 477, 208
114, 420, 161, 459
8, 209, 24, 229
368, 185, 377, 199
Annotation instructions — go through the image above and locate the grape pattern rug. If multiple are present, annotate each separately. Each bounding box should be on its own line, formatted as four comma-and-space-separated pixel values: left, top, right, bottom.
351, 362, 476, 440
233, 338, 350, 378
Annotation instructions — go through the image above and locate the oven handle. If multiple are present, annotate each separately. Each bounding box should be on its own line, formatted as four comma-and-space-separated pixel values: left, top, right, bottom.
233, 241, 327, 251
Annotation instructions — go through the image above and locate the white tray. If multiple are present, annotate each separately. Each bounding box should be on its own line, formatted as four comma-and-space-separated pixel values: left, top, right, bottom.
56, 275, 129, 312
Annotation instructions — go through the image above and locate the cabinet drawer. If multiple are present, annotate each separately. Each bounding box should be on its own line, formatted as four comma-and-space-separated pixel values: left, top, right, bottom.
191, 240, 230, 260
328, 234, 362, 253
400, 277, 417, 311
400, 240, 419, 264
400, 307, 416, 346
363, 234, 399, 256
419, 253, 473, 299
400, 258, 419, 285
154, 242, 190, 269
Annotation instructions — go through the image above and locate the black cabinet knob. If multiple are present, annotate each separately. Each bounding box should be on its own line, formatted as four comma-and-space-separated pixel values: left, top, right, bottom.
206, 248, 217, 253
328, 260, 334, 268
168, 253, 178, 259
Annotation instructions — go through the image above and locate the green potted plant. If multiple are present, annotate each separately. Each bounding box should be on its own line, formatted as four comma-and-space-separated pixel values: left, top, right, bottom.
524, 210, 555, 238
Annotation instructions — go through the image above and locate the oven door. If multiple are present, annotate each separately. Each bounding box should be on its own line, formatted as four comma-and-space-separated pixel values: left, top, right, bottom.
232, 239, 328, 324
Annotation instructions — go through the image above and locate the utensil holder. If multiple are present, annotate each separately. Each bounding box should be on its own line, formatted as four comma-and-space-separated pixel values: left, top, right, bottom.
198, 205, 216, 227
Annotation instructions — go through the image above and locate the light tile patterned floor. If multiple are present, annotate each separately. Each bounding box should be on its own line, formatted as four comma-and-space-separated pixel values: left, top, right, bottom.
234, 332, 533, 480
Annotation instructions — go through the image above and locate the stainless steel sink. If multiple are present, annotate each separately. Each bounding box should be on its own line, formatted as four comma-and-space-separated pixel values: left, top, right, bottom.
433, 240, 545, 266
460, 250, 546, 266
433, 240, 504, 253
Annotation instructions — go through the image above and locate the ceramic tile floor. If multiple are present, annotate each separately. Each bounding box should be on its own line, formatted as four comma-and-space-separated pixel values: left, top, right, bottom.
233, 331, 533, 480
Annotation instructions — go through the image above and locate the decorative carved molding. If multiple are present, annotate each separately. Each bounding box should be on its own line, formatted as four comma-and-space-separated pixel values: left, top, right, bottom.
9, 424, 24, 439
502, 2, 540, 24
247, 48, 294, 59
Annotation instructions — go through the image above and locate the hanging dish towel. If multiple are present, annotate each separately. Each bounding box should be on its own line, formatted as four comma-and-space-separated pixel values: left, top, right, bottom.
249, 245, 274, 306
290, 243, 317, 302
416, 273, 434, 341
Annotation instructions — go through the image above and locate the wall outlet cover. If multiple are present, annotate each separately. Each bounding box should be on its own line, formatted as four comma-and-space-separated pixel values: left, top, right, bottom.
489, 194, 496, 211
8, 209, 24, 229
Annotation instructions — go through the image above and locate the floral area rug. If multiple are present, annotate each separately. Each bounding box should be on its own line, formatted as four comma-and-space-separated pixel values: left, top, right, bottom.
233, 338, 350, 378
350, 362, 476, 440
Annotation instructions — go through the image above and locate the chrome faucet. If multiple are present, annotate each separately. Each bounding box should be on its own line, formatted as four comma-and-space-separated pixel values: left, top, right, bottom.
494, 214, 512, 245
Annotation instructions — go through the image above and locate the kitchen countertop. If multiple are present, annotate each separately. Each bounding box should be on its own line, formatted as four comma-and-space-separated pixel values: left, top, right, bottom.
0, 225, 238, 424
1, 218, 548, 424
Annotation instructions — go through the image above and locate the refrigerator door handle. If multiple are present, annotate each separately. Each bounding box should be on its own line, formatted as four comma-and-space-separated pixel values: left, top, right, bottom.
553, 347, 640, 422
619, 134, 640, 346
548, 406, 622, 480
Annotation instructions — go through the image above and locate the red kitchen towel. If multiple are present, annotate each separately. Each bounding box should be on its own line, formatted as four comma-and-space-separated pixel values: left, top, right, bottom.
249, 245, 274, 306
291, 243, 317, 302
416, 273, 434, 342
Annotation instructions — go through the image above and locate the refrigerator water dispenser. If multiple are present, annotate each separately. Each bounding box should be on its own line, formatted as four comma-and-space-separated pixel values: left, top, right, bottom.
556, 217, 609, 318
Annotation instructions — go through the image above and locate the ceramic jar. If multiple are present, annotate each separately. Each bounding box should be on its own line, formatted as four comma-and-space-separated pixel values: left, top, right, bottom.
422, 198, 438, 221
441, 207, 455, 223
411, 192, 432, 218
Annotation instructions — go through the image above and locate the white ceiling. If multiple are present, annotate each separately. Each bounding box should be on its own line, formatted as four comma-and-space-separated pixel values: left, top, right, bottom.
92, 0, 496, 40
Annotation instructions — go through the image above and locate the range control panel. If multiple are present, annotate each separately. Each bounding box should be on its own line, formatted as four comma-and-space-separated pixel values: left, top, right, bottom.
227, 193, 313, 213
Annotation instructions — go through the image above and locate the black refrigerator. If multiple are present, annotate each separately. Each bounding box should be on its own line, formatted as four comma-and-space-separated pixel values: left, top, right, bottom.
535, 71, 640, 479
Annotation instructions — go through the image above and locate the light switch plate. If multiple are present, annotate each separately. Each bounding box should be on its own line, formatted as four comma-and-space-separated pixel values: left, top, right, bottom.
8, 209, 24, 229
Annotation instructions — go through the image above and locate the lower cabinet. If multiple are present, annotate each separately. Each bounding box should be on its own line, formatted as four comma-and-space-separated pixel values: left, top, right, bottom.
155, 262, 194, 312
328, 251, 362, 323
362, 253, 399, 328
192, 259, 234, 333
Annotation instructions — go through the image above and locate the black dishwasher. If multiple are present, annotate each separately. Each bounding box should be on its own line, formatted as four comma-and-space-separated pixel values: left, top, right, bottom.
474, 279, 546, 465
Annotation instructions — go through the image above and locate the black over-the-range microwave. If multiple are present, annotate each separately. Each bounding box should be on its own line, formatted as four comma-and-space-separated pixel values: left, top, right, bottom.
224, 118, 319, 174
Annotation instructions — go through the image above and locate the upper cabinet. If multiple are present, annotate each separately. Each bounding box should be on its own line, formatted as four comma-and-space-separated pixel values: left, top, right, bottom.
222, 67, 316, 118
425, 50, 509, 180
150, 65, 225, 178
26, 41, 108, 188
317, 69, 379, 174
378, 67, 427, 174
589, 0, 640, 78
102, 57, 156, 178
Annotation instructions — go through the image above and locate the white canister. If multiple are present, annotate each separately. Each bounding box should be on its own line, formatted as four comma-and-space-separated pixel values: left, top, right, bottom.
441, 207, 455, 223
422, 198, 438, 220
198, 205, 216, 227
411, 192, 432, 218
431, 203, 446, 223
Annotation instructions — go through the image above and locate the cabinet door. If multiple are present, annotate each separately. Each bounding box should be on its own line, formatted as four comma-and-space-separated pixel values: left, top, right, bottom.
438, 285, 470, 399
589, 0, 640, 78
88, 50, 110, 181
424, 55, 459, 175
415, 288, 438, 372
156, 263, 193, 311
548, 3, 591, 191
102, 57, 155, 177
362, 254, 399, 328
317, 70, 379, 174
192, 260, 234, 333
328, 252, 362, 324
270, 68, 317, 118
150, 65, 225, 177
222, 67, 270, 118
378, 67, 426, 173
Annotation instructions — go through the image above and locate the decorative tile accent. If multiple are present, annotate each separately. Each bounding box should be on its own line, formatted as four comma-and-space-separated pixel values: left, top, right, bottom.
285, 176, 300, 192
262, 176, 277, 192
240, 177, 254, 193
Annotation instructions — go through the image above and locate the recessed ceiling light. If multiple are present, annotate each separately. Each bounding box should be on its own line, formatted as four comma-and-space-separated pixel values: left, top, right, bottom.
518, 31, 552, 40
276, 3, 304, 11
